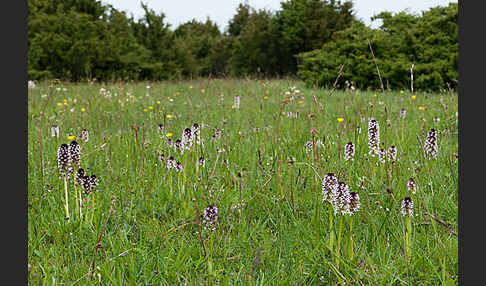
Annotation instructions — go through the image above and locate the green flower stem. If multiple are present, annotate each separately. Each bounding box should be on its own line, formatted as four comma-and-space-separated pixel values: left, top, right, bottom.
336, 215, 344, 268
328, 205, 334, 251
348, 217, 354, 261
63, 176, 70, 221
405, 216, 412, 261
79, 189, 83, 219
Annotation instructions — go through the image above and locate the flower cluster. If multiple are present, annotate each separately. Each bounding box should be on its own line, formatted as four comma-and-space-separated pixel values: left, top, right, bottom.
400, 109, 406, 118
76, 168, 99, 194
201, 205, 218, 231
322, 173, 338, 202
387, 145, 397, 163
322, 173, 360, 215
198, 157, 205, 167
344, 142, 355, 161
212, 129, 222, 141
407, 178, 417, 195
157, 124, 165, 134
80, 129, 89, 142
305, 141, 314, 154
57, 143, 72, 178
286, 111, 298, 118
181, 128, 193, 150
69, 141, 81, 170
424, 128, 438, 159
234, 96, 240, 109
378, 148, 386, 163
401, 197, 414, 217
51, 125, 60, 138
192, 123, 202, 145
165, 156, 177, 170
368, 119, 380, 156
172, 123, 202, 153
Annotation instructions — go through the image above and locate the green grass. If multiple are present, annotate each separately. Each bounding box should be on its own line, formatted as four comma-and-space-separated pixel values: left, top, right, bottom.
28, 79, 458, 285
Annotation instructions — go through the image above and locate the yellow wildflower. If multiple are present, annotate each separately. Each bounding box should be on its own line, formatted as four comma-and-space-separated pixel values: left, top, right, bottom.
264, 96, 269, 100
337, 118, 344, 123
166, 114, 173, 119
166, 132, 173, 137
148, 106, 153, 110
143, 108, 148, 112
156, 100, 161, 105
418, 106, 425, 111
411, 95, 416, 100
67, 136, 75, 140
400, 90, 404, 94
81, 108, 86, 112
57, 102, 62, 107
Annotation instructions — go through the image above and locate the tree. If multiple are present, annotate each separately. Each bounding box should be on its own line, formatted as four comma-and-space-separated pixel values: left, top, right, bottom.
275, 0, 355, 73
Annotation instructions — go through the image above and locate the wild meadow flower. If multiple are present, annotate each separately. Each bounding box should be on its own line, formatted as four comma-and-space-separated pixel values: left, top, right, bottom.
166, 156, 176, 169
332, 182, 352, 215
346, 192, 360, 215
337, 117, 344, 123
400, 109, 406, 118
378, 148, 386, 163
69, 141, 81, 169
433, 117, 440, 123
212, 130, 222, 140
234, 96, 240, 109
424, 128, 438, 159
174, 139, 183, 153
344, 142, 355, 161
51, 125, 60, 137
75, 168, 85, 187
57, 143, 72, 178
305, 141, 314, 154
80, 174, 99, 194
322, 173, 338, 203
198, 157, 205, 167
368, 119, 380, 156
286, 111, 298, 118
182, 128, 193, 150
80, 129, 89, 142
176, 161, 183, 172
401, 197, 414, 217
157, 124, 165, 134
159, 154, 165, 162
201, 205, 218, 231
192, 123, 201, 145
28, 80, 36, 89
388, 145, 397, 163
408, 178, 417, 195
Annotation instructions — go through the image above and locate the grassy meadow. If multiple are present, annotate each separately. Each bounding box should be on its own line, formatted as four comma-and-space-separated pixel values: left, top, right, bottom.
28, 79, 458, 285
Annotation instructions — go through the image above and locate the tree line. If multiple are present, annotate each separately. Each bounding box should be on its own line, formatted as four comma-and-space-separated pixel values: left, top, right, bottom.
28, 0, 457, 90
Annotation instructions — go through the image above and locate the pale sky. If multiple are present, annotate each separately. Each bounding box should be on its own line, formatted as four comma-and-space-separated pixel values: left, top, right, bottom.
101, 0, 457, 31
